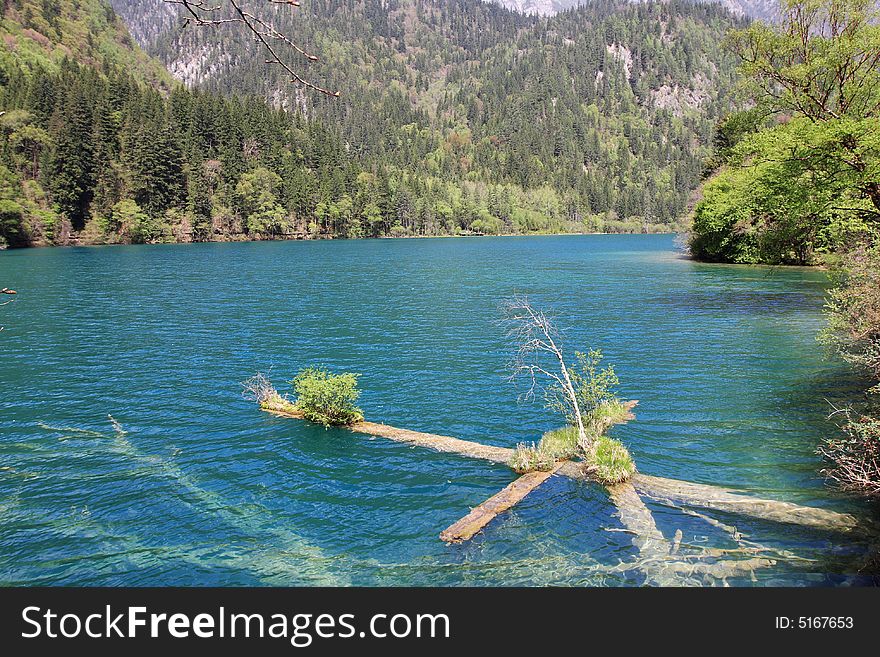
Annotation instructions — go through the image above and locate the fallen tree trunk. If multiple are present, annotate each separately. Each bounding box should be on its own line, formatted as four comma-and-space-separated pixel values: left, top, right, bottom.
266, 407, 513, 462
352, 421, 513, 464
440, 464, 566, 543
631, 474, 872, 535
264, 407, 875, 537
606, 482, 669, 558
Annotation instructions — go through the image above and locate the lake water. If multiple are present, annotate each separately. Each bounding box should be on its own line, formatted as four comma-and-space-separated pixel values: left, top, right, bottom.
0, 234, 874, 586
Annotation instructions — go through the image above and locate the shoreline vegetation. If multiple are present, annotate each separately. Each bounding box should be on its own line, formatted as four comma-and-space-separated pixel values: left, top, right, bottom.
686, 0, 880, 499
0, 225, 682, 250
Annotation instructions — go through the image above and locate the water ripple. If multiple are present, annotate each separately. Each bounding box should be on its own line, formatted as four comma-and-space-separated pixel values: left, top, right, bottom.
0, 235, 872, 585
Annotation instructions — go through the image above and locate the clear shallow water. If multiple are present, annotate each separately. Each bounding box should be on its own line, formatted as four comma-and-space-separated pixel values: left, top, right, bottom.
0, 234, 874, 586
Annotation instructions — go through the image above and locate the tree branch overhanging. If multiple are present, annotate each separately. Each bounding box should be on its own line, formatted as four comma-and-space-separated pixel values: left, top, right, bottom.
164, 0, 339, 97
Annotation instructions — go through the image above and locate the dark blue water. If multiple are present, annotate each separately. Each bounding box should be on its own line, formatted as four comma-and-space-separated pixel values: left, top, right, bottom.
0, 235, 873, 586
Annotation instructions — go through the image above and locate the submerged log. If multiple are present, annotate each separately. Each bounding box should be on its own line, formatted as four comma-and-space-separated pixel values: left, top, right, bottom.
266, 408, 514, 463
606, 482, 669, 558
352, 421, 513, 464
263, 407, 876, 537
440, 464, 565, 543
552, 465, 875, 537
631, 474, 873, 536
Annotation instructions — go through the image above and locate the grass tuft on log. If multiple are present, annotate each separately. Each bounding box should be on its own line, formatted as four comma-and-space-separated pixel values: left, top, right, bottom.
588, 435, 636, 484
241, 371, 298, 413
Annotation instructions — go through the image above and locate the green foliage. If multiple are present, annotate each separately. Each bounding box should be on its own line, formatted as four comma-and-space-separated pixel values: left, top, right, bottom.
727, 0, 880, 125
103, 198, 170, 244
692, 117, 879, 264
585, 435, 636, 484
707, 108, 768, 168
572, 350, 620, 421
546, 349, 620, 428
0, 197, 26, 245
821, 244, 880, 390
0, 0, 172, 88
236, 168, 290, 236
691, 0, 880, 265
291, 367, 364, 428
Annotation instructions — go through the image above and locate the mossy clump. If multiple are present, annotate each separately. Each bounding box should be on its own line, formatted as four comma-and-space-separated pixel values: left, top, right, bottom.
508, 442, 558, 474
537, 426, 579, 460
291, 367, 364, 428
587, 399, 636, 433
509, 426, 585, 473
585, 435, 636, 484
261, 392, 298, 414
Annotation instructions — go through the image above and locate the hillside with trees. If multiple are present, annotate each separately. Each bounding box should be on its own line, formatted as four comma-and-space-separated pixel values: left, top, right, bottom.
1, 0, 745, 246
1, 0, 171, 88
116, 0, 742, 236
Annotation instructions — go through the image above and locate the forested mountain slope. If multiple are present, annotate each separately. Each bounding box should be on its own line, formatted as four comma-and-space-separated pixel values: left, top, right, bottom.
111, 0, 745, 227
491, 0, 780, 21
0, 0, 171, 88
1, 0, 745, 247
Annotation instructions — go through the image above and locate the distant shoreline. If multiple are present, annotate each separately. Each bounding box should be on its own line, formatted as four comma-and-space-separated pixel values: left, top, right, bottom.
1, 233, 825, 269
2, 229, 681, 251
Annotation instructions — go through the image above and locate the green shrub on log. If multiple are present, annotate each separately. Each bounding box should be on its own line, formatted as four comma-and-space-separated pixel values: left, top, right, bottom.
291, 367, 364, 427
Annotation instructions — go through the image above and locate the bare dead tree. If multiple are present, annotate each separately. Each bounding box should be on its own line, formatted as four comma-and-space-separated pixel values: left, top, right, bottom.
241, 370, 279, 403
501, 295, 591, 453
165, 0, 339, 96
819, 406, 880, 498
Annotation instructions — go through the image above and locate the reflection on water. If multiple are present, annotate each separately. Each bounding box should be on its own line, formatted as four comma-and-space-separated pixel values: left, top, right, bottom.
0, 234, 875, 586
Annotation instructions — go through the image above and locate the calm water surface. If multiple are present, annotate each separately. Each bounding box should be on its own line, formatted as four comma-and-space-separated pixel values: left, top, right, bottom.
0, 235, 874, 586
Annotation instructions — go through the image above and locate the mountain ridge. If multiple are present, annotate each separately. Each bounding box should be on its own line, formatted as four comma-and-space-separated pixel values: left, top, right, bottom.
489, 0, 780, 20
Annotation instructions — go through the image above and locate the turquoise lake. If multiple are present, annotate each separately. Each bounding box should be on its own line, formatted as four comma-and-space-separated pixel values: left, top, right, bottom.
0, 234, 874, 586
